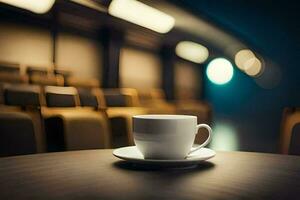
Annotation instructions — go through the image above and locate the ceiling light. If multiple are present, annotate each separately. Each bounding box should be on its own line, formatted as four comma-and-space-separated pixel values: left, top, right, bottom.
108, 0, 175, 34
0, 0, 55, 14
234, 49, 255, 70
244, 57, 262, 77
206, 58, 234, 85
175, 41, 209, 64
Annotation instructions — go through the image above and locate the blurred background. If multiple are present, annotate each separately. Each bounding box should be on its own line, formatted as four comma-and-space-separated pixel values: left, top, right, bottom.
0, 0, 299, 156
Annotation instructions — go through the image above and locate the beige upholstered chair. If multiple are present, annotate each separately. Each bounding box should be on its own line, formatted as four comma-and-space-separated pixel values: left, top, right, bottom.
0, 62, 29, 103
103, 88, 147, 147
0, 73, 28, 84
26, 67, 64, 86
103, 88, 141, 107
54, 69, 73, 83
64, 77, 105, 109
0, 61, 20, 73
77, 87, 107, 110
0, 84, 45, 154
280, 107, 300, 155
139, 89, 177, 114
0, 112, 36, 157
42, 86, 111, 151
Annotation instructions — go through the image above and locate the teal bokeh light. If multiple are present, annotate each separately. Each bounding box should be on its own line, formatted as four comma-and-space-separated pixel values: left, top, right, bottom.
206, 58, 234, 85
210, 121, 239, 151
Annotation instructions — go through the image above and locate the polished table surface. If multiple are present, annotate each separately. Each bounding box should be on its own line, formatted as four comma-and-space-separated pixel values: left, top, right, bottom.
0, 150, 300, 200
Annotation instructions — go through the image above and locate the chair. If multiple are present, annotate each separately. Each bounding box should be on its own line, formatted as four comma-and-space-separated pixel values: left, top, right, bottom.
0, 61, 20, 73
0, 84, 45, 155
139, 89, 177, 114
0, 73, 28, 84
65, 77, 105, 109
103, 88, 141, 107
0, 112, 36, 157
65, 76, 106, 108
27, 67, 49, 75
280, 107, 300, 155
42, 86, 111, 151
26, 67, 64, 86
0, 62, 28, 103
45, 86, 79, 108
54, 69, 73, 83
77, 87, 106, 109
103, 88, 147, 147
289, 124, 300, 155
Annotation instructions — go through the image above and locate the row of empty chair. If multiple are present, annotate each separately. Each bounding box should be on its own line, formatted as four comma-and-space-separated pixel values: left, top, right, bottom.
3, 62, 298, 156
0, 84, 113, 156
0, 61, 79, 86
0, 83, 212, 157
0, 62, 213, 157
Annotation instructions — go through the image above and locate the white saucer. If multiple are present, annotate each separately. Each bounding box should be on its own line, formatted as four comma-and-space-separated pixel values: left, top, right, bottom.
113, 146, 216, 167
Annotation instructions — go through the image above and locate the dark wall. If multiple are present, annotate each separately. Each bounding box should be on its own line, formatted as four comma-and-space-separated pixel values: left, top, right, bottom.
173, 0, 300, 152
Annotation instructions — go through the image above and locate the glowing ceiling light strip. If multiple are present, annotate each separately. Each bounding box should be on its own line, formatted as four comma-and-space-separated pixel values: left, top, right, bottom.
0, 0, 55, 14
108, 0, 175, 34
175, 41, 209, 64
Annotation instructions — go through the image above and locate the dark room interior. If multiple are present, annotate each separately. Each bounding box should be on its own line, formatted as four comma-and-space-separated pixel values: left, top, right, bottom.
0, 0, 299, 199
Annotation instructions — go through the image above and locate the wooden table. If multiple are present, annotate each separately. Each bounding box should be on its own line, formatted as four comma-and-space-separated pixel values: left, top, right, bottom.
0, 150, 300, 200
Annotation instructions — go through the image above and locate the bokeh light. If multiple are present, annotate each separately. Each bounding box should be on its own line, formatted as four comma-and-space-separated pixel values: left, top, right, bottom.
108, 0, 175, 34
206, 58, 234, 85
210, 122, 239, 151
244, 57, 262, 77
1, 0, 55, 14
234, 49, 255, 70
234, 49, 263, 77
175, 41, 209, 64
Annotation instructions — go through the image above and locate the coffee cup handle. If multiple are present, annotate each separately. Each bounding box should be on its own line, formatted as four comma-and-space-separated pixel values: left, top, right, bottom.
188, 124, 212, 155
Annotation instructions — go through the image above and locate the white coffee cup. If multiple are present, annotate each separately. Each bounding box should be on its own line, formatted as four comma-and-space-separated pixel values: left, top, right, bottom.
133, 114, 212, 160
